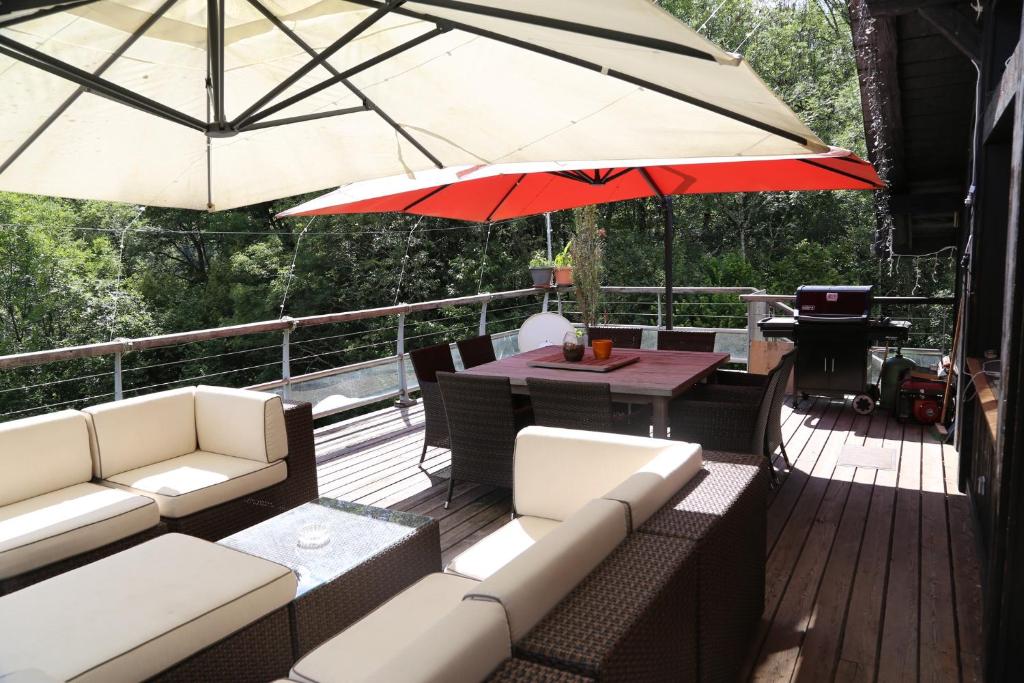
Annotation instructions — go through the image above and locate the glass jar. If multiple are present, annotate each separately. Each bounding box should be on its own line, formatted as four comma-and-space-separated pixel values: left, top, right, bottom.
562, 331, 585, 362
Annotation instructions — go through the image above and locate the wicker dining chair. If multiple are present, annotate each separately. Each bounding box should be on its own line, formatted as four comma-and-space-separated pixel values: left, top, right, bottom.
526, 377, 650, 436
587, 326, 643, 349
669, 350, 794, 484
409, 343, 456, 463
456, 334, 497, 369
657, 330, 716, 352
437, 372, 529, 508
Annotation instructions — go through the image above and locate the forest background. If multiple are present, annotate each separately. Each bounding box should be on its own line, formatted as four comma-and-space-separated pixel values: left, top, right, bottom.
0, 0, 955, 420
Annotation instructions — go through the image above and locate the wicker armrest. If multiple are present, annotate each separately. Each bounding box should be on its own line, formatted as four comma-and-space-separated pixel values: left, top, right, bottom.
281, 400, 318, 504
713, 369, 768, 387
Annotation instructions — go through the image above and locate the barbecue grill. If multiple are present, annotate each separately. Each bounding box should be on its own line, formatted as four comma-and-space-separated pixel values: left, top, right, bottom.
758, 285, 911, 413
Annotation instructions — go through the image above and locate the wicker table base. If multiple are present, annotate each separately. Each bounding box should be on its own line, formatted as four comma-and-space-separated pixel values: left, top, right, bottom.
219, 497, 441, 658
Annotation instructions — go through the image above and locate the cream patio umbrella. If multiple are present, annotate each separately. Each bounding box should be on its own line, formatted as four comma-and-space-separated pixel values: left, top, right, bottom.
0, 0, 827, 211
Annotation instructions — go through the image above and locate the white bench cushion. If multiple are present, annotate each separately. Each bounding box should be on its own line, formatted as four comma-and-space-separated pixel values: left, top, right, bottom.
466, 498, 628, 641
445, 515, 559, 582
103, 451, 286, 518
291, 573, 478, 683
361, 600, 511, 683
0, 410, 92, 507
85, 388, 197, 478
513, 427, 702, 522
195, 385, 288, 463
0, 533, 296, 683
602, 447, 704, 528
0, 482, 158, 580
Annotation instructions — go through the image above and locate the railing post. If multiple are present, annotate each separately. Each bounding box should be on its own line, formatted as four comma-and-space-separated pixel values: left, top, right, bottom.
478, 298, 489, 336
113, 348, 123, 401
656, 293, 663, 329
542, 291, 549, 313
556, 290, 563, 316
747, 291, 767, 350
395, 312, 415, 406
281, 330, 292, 399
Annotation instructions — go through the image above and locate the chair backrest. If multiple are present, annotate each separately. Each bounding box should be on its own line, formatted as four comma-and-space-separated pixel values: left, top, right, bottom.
657, 330, 716, 352
456, 334, 496, 369
437, 372, 519, 489
765, 349, 797, 453
587, 326, 643, 349
526, 378, 614, 433
752, 352, 791, 455
409, 343, 456, 383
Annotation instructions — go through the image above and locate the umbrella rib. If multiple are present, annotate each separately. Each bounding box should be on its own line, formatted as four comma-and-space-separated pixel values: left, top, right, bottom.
797, 158, 884, 188
0, 34, 205, 133
403, 184, 450, 211
0, 0, 179, 176
486, 174, 526, 222
345, 0, 817, 149
242, 106, 369, 131
232, 0, 407, 128
243, 0, 444, 167
0, 0, 99, 28
409, 0, 717, 62
639, 168, 665, 197
601, 168, 634, 184
235, 27, 445, 130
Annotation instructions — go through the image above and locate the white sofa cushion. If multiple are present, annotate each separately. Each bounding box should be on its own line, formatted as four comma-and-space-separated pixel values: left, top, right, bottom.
0, 410, 92, 507
103, 451, 286, 518
291, 573, 479, 683
445, 515, 560, 582
602, 447, 705, 529
466, 498, 628, 641
85, 387, 197, 478
0, 533, 296, 683
0, 482, 159, 580
195, 385, 288, 463
513, 426, 702, 522
361, 600, 511, 683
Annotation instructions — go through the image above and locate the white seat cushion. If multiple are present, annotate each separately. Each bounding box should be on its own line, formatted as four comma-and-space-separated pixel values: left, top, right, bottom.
103, 451, 286, 518
445, 515, 560, 581
0, 482, 159, 580
513, 426, 702, 522
85, 388, 197, 478
0, 410, 93, 507
466, 498, 629, 641
291, 573, 478, 683
195, 385, 288, 463
0, 533, 296, 683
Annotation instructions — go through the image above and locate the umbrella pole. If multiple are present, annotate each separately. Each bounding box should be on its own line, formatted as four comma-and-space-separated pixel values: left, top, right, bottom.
663, 196, 675, 330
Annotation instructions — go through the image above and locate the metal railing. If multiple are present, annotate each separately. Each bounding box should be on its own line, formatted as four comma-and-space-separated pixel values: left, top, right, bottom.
0, 287, 951, 422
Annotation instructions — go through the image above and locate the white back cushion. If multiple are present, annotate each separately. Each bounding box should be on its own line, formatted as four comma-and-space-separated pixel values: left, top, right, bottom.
513, 426, 701, 521
363, 600, 511, 683
466, 498, 628, 641
0, 411, 92, 507
194, 385, 287, 463
602, 447, 704, 528
84, 388, 197, 479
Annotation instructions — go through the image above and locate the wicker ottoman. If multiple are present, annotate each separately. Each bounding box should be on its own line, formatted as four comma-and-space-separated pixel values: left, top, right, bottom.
639, 450, 767, 683
487, 658, 595, 682
515, 532, 698, 682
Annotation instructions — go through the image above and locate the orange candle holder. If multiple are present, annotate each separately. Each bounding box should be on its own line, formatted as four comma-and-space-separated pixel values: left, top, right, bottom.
592, 338, 613, 360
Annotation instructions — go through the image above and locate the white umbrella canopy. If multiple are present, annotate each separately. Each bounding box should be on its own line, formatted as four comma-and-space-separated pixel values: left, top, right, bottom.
0, 0, 827, 210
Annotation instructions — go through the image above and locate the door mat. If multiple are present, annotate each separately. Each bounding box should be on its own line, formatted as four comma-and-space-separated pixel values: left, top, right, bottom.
837, 445, 898, 470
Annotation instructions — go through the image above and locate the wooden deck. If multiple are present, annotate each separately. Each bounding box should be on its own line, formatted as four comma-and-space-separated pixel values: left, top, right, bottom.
313, 397, 984, 682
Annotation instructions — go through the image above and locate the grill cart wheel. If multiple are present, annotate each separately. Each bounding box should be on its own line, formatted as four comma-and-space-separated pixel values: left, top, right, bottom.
853, 393, 876, 415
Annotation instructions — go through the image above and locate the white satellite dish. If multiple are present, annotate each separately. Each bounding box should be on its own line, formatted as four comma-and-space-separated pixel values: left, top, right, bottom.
518, 313, 575, 352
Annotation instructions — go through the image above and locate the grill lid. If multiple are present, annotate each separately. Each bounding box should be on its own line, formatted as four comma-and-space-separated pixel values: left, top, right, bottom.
795, 285, 873, 320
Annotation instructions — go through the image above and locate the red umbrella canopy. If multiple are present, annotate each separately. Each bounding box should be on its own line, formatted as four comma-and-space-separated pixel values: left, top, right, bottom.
280, 147, 883, 222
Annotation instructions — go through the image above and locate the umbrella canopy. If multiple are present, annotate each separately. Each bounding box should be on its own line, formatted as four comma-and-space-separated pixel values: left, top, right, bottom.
1, 0, 828, 210
279, 147, 883, 221
279, 147, 882, 330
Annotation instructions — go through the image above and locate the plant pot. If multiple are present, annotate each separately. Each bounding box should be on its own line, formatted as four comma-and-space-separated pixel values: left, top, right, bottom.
592, 338, 613, 360
554, 266, 574, 286
529, 267, 553, 288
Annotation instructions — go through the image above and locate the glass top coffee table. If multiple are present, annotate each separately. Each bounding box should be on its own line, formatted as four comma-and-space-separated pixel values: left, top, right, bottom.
219, 497, 440, 657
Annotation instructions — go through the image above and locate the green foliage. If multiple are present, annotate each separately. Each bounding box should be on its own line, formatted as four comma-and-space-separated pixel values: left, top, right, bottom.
554, 240, 573, 268
529, 250, 554, 268
571, 205, 604, 328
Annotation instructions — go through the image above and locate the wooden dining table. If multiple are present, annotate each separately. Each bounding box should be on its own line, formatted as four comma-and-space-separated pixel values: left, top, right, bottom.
463, 346, 730, 438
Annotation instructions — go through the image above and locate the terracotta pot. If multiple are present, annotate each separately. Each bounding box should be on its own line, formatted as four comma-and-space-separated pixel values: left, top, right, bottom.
553, 266, 574, 286
592, 339, 613, 360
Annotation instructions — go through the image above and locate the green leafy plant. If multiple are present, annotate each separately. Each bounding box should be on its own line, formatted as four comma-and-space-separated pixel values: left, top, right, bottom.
529, 250, 554, 268
554, 241, 573, 268
571, 205, 603, 329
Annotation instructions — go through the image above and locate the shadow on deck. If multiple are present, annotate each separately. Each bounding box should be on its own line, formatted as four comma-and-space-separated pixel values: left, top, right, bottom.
313, 396, 984, 682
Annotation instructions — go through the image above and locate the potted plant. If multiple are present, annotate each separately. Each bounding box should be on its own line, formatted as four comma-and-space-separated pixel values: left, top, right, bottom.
528, 250, 554, 288
553, 241, 574, 286
562, 328, 585, 361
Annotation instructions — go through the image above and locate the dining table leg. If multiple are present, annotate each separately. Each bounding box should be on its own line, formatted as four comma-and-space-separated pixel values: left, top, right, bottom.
652, 398, 670, 439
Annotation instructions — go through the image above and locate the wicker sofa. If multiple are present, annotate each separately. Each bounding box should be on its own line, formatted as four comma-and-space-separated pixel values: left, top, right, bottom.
283, 428, 767, 683
0, 386, 317, 594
